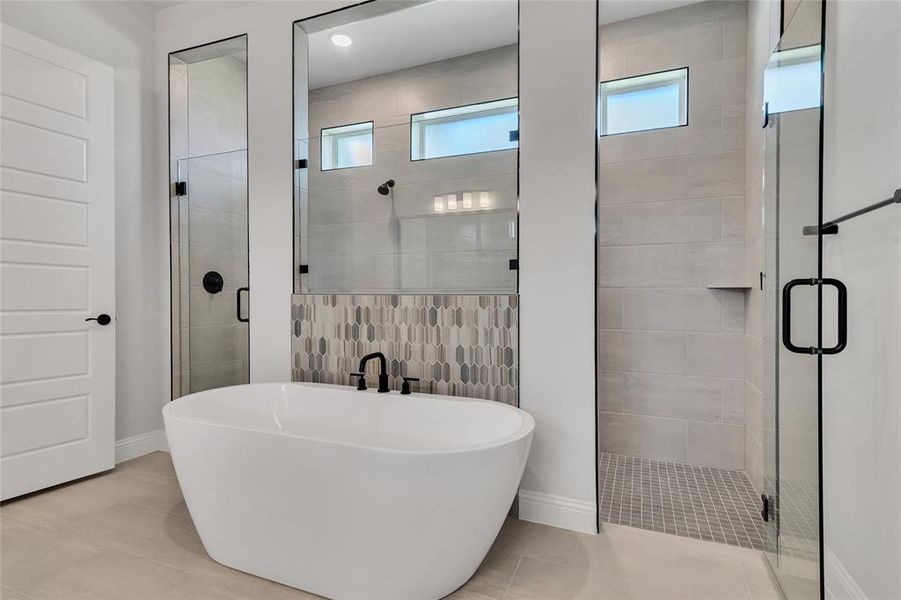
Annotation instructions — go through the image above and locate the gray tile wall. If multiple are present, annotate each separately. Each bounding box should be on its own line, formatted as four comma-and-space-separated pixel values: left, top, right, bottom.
291, 294, 518, 404
598, 1, 749, 470
298, 45, 518, 295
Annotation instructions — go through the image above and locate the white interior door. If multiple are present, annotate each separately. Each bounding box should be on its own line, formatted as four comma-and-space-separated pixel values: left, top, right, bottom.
0, 24, 115, 500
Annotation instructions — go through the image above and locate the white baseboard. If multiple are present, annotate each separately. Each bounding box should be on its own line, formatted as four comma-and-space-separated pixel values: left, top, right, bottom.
115, 429, 169, 464
517, 489, 597, 534
825, 548, 868, 600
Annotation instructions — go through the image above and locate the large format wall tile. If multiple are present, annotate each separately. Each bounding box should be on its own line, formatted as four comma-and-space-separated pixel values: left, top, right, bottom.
301, 45, 518, 295
597, 0, 748, 471
291, 294, 518, 404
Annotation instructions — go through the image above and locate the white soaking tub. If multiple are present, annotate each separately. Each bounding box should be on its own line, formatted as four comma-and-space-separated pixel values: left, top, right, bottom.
162, 382, 534, 600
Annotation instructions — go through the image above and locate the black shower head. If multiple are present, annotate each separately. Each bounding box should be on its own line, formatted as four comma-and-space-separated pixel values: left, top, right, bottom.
377, 179, 395, 195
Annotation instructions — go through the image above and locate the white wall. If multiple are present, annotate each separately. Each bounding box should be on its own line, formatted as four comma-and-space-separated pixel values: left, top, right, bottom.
157, 0, 599, 533
822, 1, 901, 598
0, 1, 164, 443
519, 0, 598, 533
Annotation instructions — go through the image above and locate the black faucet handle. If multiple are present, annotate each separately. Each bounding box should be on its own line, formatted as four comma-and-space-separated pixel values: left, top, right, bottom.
350, 372, 367, 391
400, 377, 420, 395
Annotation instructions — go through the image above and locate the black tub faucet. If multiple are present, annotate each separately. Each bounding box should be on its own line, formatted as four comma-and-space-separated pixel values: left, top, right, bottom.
358, 352, 390, 393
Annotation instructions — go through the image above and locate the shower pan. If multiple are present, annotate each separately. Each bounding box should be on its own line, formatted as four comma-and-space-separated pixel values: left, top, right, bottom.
169, 35, 249, 399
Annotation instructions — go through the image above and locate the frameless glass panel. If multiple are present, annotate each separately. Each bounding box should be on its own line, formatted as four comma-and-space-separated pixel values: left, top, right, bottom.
600, 68, 687, 135
321, 121, 373, 170
411, 98, 519, 160
765, 46, 821, 114
169, 36, 249, 399
293, 0, 518, 295
295, 121, 518, 295
761, 1, 824, 598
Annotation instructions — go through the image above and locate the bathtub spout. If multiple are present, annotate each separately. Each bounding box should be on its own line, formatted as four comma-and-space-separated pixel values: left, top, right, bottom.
359, 352, 390, 393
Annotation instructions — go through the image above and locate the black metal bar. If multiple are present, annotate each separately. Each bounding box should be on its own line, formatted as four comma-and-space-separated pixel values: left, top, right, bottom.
782, 277, 847, 355
803, 188, 901, 235
821, 278, 847, 355
236, 287, 249, 323
782, 278, 817, 354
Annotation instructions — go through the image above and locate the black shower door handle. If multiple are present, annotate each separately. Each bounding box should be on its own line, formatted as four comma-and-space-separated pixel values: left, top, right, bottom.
236, 287, 249, 323
821, 278, 847, 355
782, 278, 847, 355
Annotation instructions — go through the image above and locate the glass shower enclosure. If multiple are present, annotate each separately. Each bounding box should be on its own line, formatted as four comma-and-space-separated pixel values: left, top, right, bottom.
169, 36, 249, 398
762, 1, 830, 597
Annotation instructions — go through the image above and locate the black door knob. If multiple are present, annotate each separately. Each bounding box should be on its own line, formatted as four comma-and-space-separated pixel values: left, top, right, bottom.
85, 314, 112, 326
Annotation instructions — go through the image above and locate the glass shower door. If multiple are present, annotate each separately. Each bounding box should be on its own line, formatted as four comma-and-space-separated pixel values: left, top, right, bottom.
173, 151, 249, 397
762, 1, 827, 597
169, 35, 249, 399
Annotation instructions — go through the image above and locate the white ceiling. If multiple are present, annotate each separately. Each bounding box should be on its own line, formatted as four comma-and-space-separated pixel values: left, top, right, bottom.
303, 0, 708, 90
304, 0, 518, 89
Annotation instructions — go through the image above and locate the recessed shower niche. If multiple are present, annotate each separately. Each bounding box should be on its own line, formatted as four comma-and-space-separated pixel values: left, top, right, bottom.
169, 35, 248, 398
291, 1, 520, 398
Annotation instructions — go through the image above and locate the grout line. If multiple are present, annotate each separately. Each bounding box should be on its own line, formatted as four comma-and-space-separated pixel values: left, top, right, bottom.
0, 584, 37, 600
501, 555, 524, 600
4, 492, 293, 596
599, 452, 766, 552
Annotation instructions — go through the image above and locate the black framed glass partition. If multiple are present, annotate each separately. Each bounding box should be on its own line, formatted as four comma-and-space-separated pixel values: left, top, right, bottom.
292, 0, 519, 295
169, 35, 249, 398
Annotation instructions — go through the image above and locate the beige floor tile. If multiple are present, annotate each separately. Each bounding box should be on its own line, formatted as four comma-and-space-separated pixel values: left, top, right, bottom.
445, 547, 521, 599
116, 451, 178, 480
54, 501, 304, 598
0, 515, 273, 600
1, 456, 781, 600
676, 555, 751, 599
1, 586, 32, 599
739, 557, 782, 600
1, 468, 187, 531
1, 471, 120, 530
506, 556, 690, 600
494, 518, 595, 569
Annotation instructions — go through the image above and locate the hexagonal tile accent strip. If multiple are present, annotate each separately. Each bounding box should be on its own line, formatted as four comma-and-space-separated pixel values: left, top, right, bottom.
291, 295, 518, 405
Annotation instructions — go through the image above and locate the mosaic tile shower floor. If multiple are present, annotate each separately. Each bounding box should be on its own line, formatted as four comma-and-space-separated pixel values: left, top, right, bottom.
599, 452, 767, 551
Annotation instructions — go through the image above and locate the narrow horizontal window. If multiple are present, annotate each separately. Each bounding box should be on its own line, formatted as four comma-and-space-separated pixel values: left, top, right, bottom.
600, 68, 688, 136
321, 121, 373, 171
764, 45, 821, 114
411, 98, 518, 161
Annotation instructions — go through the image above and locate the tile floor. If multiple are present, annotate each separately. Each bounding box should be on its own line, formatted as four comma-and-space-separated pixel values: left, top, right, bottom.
1, 452, 780, 599
599, 453, 767, 550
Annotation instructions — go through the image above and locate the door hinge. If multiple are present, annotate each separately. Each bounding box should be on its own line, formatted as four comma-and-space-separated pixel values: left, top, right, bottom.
175, 181, 187, 196
294, 159, 308, 169
298, 264, 309, 274
508, 258, 519, 271
760, 271, 765, 291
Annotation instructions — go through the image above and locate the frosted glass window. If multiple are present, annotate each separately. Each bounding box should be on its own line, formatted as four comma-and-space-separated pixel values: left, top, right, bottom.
411, 98, 518, 160
600, 68, 688, 136
321, 122, 373, 170
764, 45, 821, 114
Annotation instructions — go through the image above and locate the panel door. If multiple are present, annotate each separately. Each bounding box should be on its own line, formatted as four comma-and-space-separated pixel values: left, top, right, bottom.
0, 24, 115, 500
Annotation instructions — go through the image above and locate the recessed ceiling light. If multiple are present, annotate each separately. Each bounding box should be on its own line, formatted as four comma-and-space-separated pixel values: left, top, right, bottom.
330, 33, 352, 48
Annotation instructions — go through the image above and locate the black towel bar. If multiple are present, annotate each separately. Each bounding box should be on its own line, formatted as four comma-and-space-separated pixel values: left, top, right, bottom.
803, 188, 901, 235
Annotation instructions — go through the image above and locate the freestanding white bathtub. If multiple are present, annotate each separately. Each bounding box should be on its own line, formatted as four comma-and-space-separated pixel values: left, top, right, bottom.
162, 382, 534, 600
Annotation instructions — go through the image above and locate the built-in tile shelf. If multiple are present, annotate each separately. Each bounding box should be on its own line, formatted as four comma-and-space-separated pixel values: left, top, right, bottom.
706, 284, 754, 290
